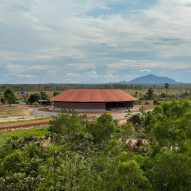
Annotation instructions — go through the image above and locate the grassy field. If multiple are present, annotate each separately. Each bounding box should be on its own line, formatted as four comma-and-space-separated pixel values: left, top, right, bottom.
0, 105, 32, 118
124, 86, 191, 96
0, 126, 48, 144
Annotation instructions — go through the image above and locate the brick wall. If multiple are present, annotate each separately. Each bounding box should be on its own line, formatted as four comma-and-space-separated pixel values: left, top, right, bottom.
54, 102, 106, 110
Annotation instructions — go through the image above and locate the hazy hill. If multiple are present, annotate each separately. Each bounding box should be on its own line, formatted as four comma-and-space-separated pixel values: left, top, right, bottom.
128, 74, 179, 84
116, 74, 180, 84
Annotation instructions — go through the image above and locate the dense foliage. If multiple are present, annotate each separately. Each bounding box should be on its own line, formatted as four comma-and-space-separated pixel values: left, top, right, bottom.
0, 100, 191, 190
27, 92, 50, 105
4, 89, 17, 106
28, 93, 40, 104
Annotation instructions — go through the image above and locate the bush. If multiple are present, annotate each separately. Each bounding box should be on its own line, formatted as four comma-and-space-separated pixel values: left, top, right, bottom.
153, 99, 160, 105
27, 94, 40, 104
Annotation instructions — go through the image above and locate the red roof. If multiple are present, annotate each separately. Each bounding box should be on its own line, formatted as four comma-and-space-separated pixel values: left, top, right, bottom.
51, 89, 137, 103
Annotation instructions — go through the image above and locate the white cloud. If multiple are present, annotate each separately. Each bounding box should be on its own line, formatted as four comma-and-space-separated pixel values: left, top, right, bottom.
66, 63, 95, 70
23, 12, 39, 23
66, 72, 82, 78
107, 59, 191, 73
6, 63, 26, 75
87, 70, 99, 78
16, 74, 35, 78
1, 0, 191, 83
107, 60, 137, 69
140, 69, 151, 73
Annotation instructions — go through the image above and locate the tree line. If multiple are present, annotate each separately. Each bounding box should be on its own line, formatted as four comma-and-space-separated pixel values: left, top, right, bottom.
0, 89, 52, 106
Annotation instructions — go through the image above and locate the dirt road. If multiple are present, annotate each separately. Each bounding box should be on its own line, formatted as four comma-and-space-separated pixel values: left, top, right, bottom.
0, 119, 51, 131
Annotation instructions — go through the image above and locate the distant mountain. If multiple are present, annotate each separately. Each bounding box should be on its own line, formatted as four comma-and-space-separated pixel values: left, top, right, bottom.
128, 74, 179, 84
115, 74, 182, 84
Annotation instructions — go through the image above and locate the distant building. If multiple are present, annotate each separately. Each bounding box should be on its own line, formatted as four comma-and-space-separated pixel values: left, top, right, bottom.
38, 99, 50, 106
51, 89, 137, 112
18, 90, 28, 96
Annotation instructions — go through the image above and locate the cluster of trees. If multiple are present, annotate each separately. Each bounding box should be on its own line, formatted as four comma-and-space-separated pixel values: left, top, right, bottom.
0, 99, 191, 190
27, 92, 50, 105
143, 83, 191, 103
0, 89, 51, 106
144, 83, 169, 101
0, 89, 17, 106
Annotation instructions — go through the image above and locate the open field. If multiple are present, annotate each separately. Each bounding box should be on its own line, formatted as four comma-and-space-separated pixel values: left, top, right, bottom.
0, 104, 33, 118
124, 86, 191, 97
0, 104, 55, 124
0, 126, 48, 144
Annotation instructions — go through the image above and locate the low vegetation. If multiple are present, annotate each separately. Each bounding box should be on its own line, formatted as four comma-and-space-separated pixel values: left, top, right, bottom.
0, 105, 28, 118
0, 99, 191, 190
0, 126, 48, 144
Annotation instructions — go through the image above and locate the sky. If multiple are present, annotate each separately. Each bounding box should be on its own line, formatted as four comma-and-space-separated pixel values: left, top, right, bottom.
0, 0, 191, 84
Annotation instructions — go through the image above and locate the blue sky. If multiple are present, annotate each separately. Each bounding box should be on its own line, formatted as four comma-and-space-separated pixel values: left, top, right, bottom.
0, 0, 191, 83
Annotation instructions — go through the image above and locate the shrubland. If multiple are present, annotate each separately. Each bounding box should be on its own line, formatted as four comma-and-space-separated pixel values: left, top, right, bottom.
0, 100, 191, 190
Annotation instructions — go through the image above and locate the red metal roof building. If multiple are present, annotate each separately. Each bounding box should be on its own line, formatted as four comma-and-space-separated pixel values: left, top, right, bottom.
51, 89, 137, 112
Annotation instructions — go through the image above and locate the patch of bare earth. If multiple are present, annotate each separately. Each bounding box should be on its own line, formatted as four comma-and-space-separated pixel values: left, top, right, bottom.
0, 119, 50, 131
